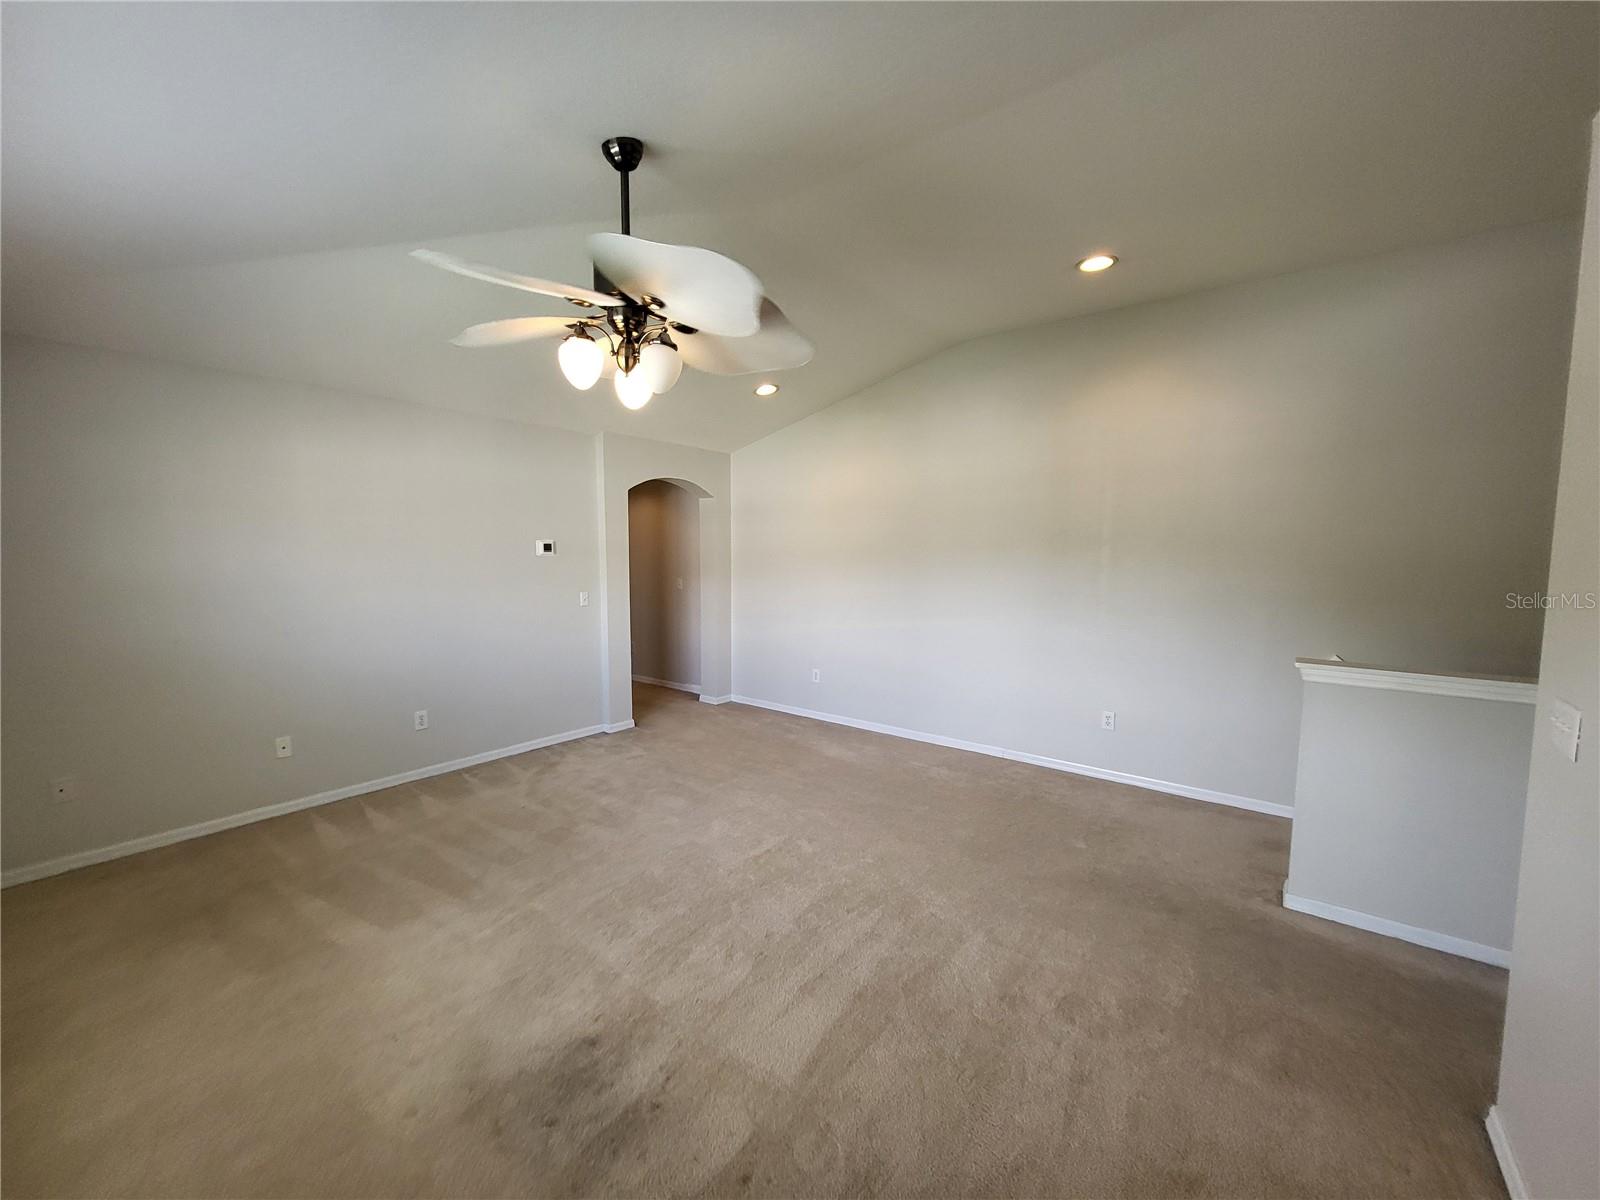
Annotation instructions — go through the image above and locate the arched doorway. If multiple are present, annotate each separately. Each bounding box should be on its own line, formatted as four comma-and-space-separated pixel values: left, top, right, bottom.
597, 436, 729, 732
627, 479, 703, 721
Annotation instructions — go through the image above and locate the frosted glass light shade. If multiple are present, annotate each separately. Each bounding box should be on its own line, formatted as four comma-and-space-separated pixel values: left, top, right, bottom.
614, 367, 653, 409
557, 334, 605, 390
638, 343, 683, 394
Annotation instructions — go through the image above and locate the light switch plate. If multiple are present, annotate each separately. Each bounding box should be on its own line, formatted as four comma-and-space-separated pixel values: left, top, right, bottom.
1548, 698, 1582, 763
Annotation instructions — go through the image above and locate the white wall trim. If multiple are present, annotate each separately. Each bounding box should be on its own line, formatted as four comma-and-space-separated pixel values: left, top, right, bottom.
1282, 892, 1511, 967
728, 695, 1292, 819
698, 694, 733, 705
1295, 659, 1537, 704
1484, 1105, 1529, 1200
604, 720, 635, 733
1, 723, 609, 889
632, 675, 701, 695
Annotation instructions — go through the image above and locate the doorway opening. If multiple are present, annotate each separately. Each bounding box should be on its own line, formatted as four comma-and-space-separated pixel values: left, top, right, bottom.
627, 479, 702, 721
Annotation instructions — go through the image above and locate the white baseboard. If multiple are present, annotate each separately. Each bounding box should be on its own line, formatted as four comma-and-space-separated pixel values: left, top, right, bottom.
632, 675, 701, 695
698, 694, 733, 705
1281, 892, 1510, 967
604, 720, 635, 733
1, 723, 609, 888
1484, 1105, 1529, 1200
727, 695, 1292, 819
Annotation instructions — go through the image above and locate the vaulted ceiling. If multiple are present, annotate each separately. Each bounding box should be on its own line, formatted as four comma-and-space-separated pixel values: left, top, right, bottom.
4, 2, 1596, 451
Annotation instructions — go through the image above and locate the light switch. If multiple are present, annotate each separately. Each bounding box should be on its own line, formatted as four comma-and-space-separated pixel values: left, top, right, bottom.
1548, 698, 1583, 763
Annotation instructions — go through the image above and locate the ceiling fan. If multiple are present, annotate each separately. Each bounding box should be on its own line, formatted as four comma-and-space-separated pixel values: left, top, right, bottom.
412, 136, 812, 410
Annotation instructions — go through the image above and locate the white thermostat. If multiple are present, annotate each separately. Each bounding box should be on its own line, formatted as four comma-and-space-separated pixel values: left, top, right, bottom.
535, 539, 556, 556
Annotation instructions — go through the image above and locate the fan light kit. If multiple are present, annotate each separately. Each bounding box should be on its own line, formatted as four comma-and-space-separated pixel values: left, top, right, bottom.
1076, 253, 1119, 273
413, 136, 812, 410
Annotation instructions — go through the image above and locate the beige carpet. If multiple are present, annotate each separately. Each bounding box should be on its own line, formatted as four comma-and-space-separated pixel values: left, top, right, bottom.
2, 685, 1508, 1199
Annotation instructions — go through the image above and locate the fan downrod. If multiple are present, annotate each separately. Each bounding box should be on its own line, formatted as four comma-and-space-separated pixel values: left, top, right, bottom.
600, 136, 644, 238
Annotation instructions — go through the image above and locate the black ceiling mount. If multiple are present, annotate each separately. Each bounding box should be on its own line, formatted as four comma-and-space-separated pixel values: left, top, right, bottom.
601, 136, 644, 174
600, 136, 644, 238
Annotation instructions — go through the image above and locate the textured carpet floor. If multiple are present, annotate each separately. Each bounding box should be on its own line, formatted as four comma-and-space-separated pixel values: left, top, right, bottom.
2, 685, 1509, 1199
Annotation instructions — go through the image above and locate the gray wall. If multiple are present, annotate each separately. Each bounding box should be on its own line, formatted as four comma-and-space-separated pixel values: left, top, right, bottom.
1492, 120, 1600, 1200
628, 479, 702, 689
732, 222, 1577, 811
1285, 678, 1533, 959
2, 335, 616, 875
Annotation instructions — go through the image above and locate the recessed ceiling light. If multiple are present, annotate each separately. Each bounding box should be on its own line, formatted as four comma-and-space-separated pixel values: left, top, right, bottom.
754, 382, 779, 397
1076, 253, 1118, 273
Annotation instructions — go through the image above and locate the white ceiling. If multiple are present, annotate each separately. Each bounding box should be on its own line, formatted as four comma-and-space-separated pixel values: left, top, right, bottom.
3, 2, 1596, 452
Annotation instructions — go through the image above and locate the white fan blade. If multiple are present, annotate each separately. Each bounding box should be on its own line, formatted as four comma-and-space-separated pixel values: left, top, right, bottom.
450, 317, 592, 348
675, 298, 813, 375
411, 249, 623, 308
588, 233, 762, 337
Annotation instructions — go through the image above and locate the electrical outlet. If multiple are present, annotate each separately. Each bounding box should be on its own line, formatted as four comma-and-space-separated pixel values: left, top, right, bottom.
48, 776, 78, 804
811, 669, 821, 683
275, 736, 293, 759
579, 591, 590, 607
414, 709, 429, 731
535, 539, 556, 556
1101, 711, 1116, 731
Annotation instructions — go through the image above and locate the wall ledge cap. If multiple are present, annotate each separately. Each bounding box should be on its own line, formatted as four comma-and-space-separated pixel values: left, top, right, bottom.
1294, 658, 1537, 704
